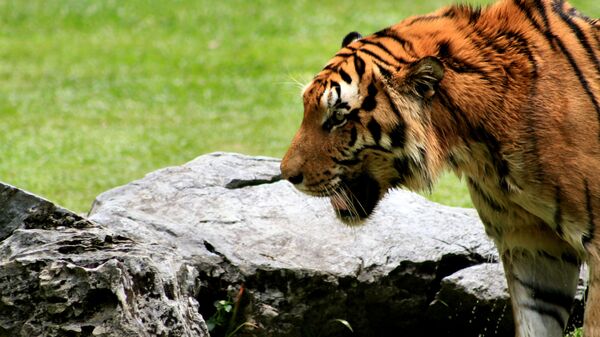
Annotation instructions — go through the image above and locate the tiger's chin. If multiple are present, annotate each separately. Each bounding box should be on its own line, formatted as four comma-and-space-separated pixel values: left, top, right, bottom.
329, 173, 382, 226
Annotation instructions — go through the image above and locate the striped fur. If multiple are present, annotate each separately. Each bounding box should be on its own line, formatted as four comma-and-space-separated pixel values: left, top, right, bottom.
280, 0, 600, 335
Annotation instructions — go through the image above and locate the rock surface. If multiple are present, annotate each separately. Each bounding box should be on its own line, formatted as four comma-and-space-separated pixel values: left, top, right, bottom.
0, 183, 208, 337
87, 152, 501, 336
0, 152, 587, 337
429, 263, 513, 337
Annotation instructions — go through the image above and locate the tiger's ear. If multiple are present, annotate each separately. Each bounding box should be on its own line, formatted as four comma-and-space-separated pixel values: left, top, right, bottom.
341, 31, 362, 47
405, 56, 444, 99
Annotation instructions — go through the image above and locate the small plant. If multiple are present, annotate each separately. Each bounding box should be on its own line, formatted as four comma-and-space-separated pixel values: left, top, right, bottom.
206, 285, 257, 337
206, 299, 233, 331
565, 327, 583, 337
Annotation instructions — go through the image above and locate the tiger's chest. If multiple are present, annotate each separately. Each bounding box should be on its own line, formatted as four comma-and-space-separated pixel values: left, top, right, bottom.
453, 142, 587, 252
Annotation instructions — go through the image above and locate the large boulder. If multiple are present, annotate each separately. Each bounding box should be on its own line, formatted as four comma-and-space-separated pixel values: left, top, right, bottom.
0, 152, 586, 336
87, 152, 502, 336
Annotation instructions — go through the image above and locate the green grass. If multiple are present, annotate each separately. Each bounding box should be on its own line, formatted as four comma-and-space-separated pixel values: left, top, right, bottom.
1, 0, 598, 212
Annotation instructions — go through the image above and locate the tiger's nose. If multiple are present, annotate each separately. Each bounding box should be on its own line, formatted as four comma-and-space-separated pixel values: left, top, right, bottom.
280, 158, 304, 185
286, 172, 304, 185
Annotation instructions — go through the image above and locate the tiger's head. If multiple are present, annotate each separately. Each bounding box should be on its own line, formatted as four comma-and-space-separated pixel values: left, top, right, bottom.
280, 31, 446, 225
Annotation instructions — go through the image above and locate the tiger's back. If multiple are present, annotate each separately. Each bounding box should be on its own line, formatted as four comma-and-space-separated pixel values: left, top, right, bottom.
281, 0, 600, 336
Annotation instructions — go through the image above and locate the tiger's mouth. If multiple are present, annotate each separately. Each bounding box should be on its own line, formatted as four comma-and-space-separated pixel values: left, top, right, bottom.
329, 173, 381, 225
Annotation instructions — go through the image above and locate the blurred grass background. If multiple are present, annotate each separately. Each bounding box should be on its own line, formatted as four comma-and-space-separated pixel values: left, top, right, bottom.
1, 0, 597, 213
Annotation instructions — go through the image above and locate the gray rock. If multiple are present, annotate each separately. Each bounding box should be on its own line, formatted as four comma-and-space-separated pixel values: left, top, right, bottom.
429, 263, 587, 336
429, 263, 513, 337
2, 152, 584, 337
88, 152, 500, 336
0, 183, 208, 337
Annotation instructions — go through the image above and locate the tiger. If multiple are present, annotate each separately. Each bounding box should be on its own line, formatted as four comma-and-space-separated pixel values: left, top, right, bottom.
279, 0, 600, 336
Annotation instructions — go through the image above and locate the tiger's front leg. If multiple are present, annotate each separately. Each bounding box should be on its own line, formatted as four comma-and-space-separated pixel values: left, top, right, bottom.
584, 248, 600, 336
496, 227, 581, 337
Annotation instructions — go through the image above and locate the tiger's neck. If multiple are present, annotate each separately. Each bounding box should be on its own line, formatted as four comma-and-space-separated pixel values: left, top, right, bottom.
388, 1, 539, 185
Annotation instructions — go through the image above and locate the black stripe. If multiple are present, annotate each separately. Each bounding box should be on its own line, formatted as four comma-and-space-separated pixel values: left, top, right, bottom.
513, 0, 557, 50
522, 304, 567, 328
553, 1, 600, 76
479, 214, 503, 238
515, 277, 574, 314
406, 15, 443, 26
323, 63, 337, 71
354, 55, 366, 80
469, 6, 482, 23
358, 48, 395, 68
583, 178, 595, 245
417, 146, 432, 191
470, 127, 511, 193
537, 250, 580, 267
382, 87, 403, 116
373, 29, 416, 60
554, 185, 564, 237
518, 0, 600, 137
447, 154, 459, 169
523, 38, 546, 183
360, 40, 401, 64
437, 95, 468, 137
377, 64, 392, 80
393, 156, 412, 184
462, 24, 540, 89
337, 143, 394, 167
348, 126, 357, 147
390, 126, 406, 148
417, 146, 428, 170
361, 144, 393, 153
448, 26, 504, 87
339, 68, 352, 84
442, 4, 480, 21
331, 81, 341, 99
383, 90, 407, 148
367, 81, 378, 95
335, 52, 354, 58
551, 6, 600, 136
361, 82, 378, 111
537, 250, 559, 262
533, 0, 551, 30
371, 59, 397, 77
332, 157, 360, 166
442, 6, 458, 18
532, 0, 559, 50
382, 87, 400, 116
566, 5, 598, 24
335, 102, 350, 111
467, 178, 507, 212
347, 108, 361, 122
437, 40, 490, 76
522, 89, 545, 183
367, 119, 381, 144
500, 30, 539, 79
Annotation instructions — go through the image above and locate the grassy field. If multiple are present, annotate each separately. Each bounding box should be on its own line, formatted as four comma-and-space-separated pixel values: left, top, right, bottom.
1, 0, 598, 212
